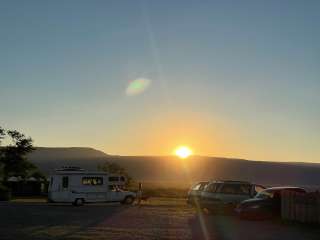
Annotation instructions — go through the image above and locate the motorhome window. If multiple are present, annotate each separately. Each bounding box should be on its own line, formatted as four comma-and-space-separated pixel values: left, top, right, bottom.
62, 176, 68, 188
50, 177, 53, 187
109, 176, 119, 182
120, 176, 125, 182
109, 185, 120, 191
82, 177, 103, 185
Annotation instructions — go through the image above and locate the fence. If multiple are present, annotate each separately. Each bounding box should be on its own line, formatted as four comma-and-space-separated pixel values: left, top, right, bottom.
281, 190, 320, 224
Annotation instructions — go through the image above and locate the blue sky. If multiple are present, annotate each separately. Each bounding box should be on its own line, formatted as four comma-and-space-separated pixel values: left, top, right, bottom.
0, 1, 319, 162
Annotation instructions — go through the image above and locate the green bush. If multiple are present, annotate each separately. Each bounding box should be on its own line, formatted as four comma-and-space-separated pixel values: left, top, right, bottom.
0, 184, 11, 201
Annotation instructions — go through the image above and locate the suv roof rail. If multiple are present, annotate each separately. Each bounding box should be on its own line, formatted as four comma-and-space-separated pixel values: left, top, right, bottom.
215, 180, 251, 184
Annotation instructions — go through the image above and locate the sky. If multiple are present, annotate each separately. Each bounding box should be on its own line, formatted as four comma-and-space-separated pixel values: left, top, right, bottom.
0, 0, 319, 162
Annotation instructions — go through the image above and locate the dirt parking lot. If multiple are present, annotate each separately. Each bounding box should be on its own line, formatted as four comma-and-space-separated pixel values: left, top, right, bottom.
0, 198, 319, 240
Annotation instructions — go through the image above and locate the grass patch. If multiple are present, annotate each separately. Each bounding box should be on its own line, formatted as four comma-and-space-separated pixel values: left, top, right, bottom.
142, 187, 188, 198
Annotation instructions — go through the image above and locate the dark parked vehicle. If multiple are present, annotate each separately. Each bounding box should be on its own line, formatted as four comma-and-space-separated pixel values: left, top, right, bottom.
187, 181, 209, 205
235, 186, 306, 220
199, 180, 265, 213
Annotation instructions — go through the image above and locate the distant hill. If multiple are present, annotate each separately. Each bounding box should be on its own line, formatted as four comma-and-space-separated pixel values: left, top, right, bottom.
29, 147, 109, 174
30, 147, 108, 160
28, 147, 320, 188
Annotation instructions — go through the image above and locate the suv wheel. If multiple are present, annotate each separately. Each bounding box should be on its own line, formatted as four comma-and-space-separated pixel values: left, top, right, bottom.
73, 198, 84, 206
122, 196, 134, 205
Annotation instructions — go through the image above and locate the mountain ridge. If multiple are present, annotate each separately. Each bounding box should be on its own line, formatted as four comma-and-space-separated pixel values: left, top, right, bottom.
27, 147, 320, 187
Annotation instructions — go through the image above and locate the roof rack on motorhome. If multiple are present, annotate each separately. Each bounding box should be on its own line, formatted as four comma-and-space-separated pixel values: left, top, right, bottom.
55, 166, 85, 171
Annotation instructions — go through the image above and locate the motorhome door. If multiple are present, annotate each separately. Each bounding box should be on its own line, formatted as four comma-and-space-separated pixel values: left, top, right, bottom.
107, 185, 124, 202
59, 176, 70, 202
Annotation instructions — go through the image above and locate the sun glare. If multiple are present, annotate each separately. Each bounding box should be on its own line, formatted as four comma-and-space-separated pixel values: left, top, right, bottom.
175, 146, 192, 159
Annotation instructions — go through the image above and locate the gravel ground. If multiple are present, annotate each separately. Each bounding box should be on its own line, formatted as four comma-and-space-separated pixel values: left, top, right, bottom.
0, 198, 319, 240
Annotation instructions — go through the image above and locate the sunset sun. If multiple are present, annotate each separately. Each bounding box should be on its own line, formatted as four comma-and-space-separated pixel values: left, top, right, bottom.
175, 146, 192, 159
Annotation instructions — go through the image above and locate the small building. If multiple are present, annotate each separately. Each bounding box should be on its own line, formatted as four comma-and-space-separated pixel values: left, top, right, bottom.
6, 176, 47, 196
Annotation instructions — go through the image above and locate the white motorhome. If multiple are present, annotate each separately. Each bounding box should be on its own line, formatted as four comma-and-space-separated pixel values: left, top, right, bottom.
48, 167, 136, 206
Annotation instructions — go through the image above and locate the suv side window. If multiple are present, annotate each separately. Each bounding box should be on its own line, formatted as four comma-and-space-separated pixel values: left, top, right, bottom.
206, 183, 220, 193
199, 183, 207, 191
219, 184, 238, 194
238, 184, 251, 195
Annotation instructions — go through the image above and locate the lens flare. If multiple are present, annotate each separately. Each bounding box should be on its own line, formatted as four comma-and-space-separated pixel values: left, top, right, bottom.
126, 78, 151, 96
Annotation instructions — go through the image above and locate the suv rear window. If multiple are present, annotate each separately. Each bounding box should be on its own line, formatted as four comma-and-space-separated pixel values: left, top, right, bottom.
218, 184, 251, 195
193, 182, 208, 191
192, 184, 201, 191
254, 185, 264, 194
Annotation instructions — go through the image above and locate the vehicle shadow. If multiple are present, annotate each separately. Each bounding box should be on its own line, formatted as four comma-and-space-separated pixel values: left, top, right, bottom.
188, 210, 320, 240
0, 203, 129, 240
189, 211, 229, 240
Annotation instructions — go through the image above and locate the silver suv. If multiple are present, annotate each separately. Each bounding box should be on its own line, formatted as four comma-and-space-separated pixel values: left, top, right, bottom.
199, 180, 265, 212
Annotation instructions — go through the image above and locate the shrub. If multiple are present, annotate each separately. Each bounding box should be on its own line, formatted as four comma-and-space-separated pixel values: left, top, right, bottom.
0, 183, 11, 201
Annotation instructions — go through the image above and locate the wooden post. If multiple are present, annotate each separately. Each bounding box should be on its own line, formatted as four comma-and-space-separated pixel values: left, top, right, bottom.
282, 190, 290, 220
317, 193, 320, 224
137, 182, 142, 206
281, 191, 286, 220
289, 191, 294, 221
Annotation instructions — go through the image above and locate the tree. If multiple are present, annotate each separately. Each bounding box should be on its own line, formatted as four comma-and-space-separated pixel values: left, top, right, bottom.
0, 127, 5, 181
98, 161, 132, 186
0, 127, 37, 181
0, 127, 5, 143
